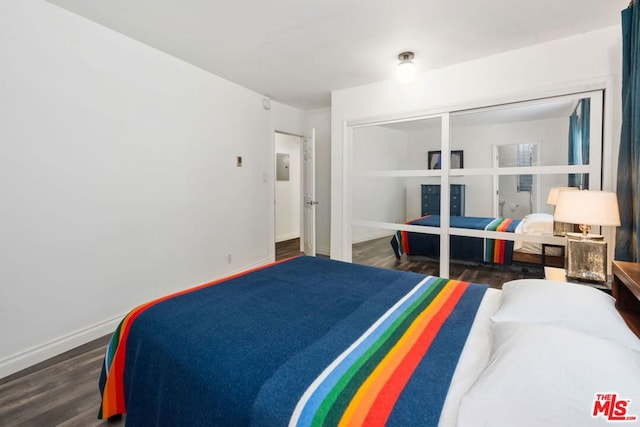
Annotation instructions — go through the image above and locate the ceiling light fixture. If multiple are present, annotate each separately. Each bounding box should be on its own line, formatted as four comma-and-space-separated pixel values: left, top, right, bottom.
396, 51, 417, 83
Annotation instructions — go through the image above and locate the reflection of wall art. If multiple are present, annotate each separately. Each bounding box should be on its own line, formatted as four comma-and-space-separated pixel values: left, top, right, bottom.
276, 153, 290, 180
428, 150, 464, 169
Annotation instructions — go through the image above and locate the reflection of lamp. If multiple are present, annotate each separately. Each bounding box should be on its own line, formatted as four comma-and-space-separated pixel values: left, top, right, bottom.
396, 52, 417, 83
546, 187, 578, 236
554, 190, 621, 282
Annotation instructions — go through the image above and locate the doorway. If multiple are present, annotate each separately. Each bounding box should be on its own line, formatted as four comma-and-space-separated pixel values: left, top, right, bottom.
494, 142, 540, 218
274, 132, 303, 257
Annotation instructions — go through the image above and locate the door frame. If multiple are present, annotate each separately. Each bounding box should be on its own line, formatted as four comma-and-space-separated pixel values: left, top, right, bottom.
273, 130, 315, 256
492, 142, 541, 218
302, 129, 316, 255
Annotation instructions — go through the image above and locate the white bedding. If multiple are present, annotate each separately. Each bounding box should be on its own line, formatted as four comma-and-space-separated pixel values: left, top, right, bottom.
513, 214, 562, 256
457, 322, 640, 427
439, 280, 640, 427
438, 288, 502, 426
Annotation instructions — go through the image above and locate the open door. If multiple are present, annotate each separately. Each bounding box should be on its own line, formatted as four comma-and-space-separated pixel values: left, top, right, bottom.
303, 129, 317, 256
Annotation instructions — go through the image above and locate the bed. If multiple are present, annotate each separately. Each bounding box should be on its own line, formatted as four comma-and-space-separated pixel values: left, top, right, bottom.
512, 213, 565, 266
98, 256, 640, 426
391, 213, 565, 267
390, 215, 521, 265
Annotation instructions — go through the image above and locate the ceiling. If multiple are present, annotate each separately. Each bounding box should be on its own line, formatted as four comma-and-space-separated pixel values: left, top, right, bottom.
46, 0, 628, 111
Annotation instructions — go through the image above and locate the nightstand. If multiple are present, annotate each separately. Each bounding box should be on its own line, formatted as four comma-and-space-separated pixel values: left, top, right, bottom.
544, 266, 611, 291
611, 261, 640, 338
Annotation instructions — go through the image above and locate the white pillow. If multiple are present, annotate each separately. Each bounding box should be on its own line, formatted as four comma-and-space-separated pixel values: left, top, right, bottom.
457, 322, 640, 427
521, 213, 553, 234
492, 279, 640, 351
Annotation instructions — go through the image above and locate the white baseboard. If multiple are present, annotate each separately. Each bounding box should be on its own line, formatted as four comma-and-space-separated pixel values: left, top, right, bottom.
275, 232, 300, 243
352, 229, 395, 244
0, 313, 125, 380
228, 256, 273, 275
0, 256, 276, 381
316, 245, 330, 257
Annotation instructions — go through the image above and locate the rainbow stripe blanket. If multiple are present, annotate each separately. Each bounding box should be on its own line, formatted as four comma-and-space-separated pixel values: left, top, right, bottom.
98, 257, 488, 426
391, 215, 520, 265
482, 217, 519, 264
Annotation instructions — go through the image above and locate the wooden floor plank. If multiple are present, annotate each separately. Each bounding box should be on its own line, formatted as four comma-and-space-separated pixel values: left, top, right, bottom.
0, 337, 112, 427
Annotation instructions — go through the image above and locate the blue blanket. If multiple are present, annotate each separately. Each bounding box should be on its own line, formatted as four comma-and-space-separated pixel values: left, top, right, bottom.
99, 256, 488, 426
391, 215, 521, 264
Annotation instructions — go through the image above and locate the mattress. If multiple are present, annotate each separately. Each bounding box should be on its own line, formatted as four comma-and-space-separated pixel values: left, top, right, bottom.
513, 220, 563, 256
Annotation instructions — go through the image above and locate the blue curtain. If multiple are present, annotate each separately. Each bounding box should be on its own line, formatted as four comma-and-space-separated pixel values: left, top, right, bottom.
567, 99, 590, 189
580, 100, 590, 189
616, 4, 640, 262
568, 113, 580, 187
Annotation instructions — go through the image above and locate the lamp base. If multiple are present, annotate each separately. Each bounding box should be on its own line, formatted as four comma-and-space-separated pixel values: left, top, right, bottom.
565, 238, 607, 282
565, 232, 604, 241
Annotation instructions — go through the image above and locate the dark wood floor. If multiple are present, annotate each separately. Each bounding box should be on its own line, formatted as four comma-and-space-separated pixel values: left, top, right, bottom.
352, 236, 545, 289
0, 335, 113, 427
0, 237, 543, 426
275, 237, 305, 260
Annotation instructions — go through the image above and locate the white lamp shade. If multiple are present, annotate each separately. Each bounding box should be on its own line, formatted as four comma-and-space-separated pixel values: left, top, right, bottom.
546, 186, 578, 205
396, 60, 417, 83
553, 190, 621, 226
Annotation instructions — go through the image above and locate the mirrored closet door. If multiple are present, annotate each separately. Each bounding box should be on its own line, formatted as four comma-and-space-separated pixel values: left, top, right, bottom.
349, 90, 604, 279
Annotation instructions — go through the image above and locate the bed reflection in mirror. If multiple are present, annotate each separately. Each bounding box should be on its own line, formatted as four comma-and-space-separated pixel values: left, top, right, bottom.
350, 92, 602, 279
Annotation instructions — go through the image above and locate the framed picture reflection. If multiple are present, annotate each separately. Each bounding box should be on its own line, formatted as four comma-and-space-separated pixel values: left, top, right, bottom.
428, 150, 464, 169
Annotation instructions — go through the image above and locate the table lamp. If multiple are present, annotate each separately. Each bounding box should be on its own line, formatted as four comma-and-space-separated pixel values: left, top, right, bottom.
553, 190, 621, 282
546, 187, 579, 236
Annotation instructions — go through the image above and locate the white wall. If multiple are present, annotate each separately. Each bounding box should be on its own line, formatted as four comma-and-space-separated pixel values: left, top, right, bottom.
275, 133, 301, 242
331, 26, 622, 260
358, 114, 576, 222
352, 126, 407, 242
270, 101, 307, 136
404, 125, 441, 219
451, 115, 571, 218
0, 0, 303, 378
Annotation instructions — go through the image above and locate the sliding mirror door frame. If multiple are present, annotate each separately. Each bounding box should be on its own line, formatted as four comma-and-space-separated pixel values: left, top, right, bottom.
346, 88, 607, 279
